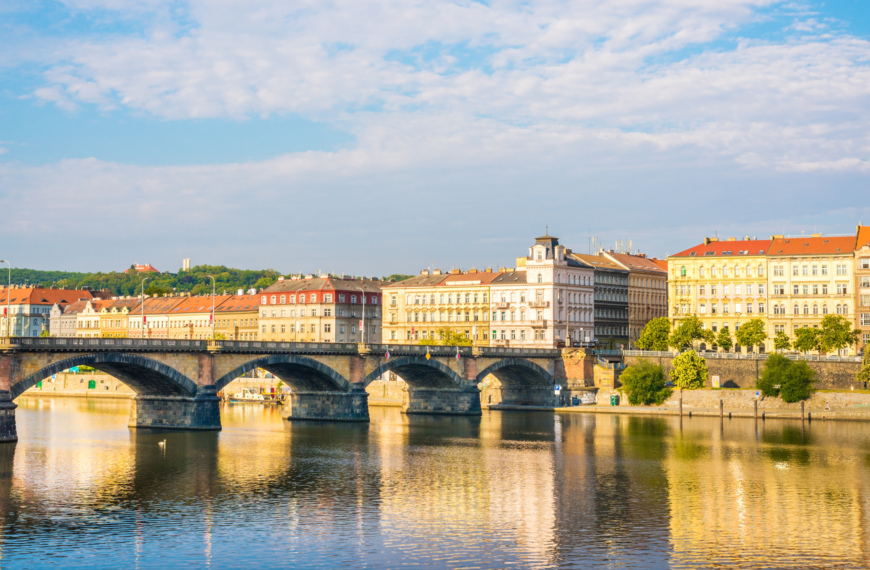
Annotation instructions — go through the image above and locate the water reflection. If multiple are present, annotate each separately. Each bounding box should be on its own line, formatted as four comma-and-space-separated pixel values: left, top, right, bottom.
1, 399, 870, 568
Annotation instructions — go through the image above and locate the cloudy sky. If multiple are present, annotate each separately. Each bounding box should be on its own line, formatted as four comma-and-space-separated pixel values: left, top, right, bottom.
1, 0, 869, 275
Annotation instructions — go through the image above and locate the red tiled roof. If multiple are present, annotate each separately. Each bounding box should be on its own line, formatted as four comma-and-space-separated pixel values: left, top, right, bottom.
768, 236, 856, 256
672, 239, 772, 258
437, 271, 503, 286
215, 295, 260, 312
649, 258, 668, 271
168, 295, 231, 314
605, 252, 667, 273
0, 287, 94, 306
856, 226, 870, 250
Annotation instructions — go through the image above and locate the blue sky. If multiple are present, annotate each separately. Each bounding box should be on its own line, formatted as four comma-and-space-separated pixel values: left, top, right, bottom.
1, 0, 869, 275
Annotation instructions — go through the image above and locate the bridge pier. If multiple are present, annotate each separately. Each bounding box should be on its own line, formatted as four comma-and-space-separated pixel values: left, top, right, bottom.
128, 393, 222, 431
402, 386, 482, 416
0, 393, 16, 443
283, 390, 370, 422
495, 385, 557, 407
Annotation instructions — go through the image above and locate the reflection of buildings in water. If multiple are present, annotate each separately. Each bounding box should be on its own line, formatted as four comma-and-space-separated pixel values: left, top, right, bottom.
550, 413, 672, 566
666, 418, 870, 568
372, 408, 557, 566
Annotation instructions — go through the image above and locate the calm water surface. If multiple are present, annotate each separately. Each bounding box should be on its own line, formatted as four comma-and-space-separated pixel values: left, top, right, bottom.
2, 398, 870, 569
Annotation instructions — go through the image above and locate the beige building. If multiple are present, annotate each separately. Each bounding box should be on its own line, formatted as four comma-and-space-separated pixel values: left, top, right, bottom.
603, 252, 668, 348
214, 295, 260, 340
668, 237, 772, 352
767, 234, 857, 350
491, 235, 595, 348
382, 269, 496, 345
857, 226, 870, 352
260, 275, 383, 343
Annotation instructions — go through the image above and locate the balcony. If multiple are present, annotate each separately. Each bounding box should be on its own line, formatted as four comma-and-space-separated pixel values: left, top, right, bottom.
530, 319, 548, 328
528, 301, 549, 308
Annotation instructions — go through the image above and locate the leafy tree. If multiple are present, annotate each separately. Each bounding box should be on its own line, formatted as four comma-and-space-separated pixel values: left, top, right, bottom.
419, 327, 473, 346
619, 359, 672, 405
383, 274, 415, 282
39, 330, 50, 338
736, 319, 766, 353
670, 351, 708, 389
636, 317, 671, 351
793, 327, 821, 354
716, 327, 733, 352
857, 349, 870, 385
668, 316, 715, 351
757, 353, 790, 397
780, 361, 816, 403
145, 285, 171, 297
773, 331, 792, 353
757, 353, 817, 402
818, 314, 861, 354
253, 276, 275, 291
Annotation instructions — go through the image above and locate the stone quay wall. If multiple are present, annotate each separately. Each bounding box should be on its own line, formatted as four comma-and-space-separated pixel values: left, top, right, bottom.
593, 387, 870, 411
623, 355, 864, 391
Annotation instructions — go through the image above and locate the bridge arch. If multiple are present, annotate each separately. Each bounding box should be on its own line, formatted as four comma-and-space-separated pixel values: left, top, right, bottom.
214, 355, 350, 393
364, 356, 465, 389
475, 358, 553, 387
12, 353, 198, 399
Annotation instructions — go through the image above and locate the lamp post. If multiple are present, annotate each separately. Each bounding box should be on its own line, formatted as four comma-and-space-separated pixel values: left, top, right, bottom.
359, 288, 367, 344
0, 260, 8, 337
207, 275, 216, 340
140, 277, 149, 339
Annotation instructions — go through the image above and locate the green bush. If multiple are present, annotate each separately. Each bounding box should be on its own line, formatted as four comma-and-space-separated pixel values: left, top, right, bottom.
670, 351, 708, 389
619, 359, 672, 405
757, 353, 816, 402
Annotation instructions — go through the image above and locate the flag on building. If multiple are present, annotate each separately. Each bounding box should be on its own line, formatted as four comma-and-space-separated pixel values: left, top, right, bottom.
425, 349, 430, 360
385, 350, 390, 361
456, 348, 461, 361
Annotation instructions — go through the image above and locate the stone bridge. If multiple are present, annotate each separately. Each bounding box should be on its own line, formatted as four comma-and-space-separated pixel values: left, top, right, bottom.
0, 337, 575, 441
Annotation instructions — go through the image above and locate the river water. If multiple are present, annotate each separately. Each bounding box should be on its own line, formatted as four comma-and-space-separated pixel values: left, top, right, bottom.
2, 398, 869, 569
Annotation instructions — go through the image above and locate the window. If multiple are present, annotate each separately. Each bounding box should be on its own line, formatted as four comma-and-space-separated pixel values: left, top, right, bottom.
324, 308, 332, 317
758, 264, 765, 276
711, 303, 718, 314
802, 266, 808, 276
711, 286, 717, 296
261, 296, 267, 304
793, 305, 799, 315
823, 305, 828, 315
793, 266, 799, 276
699, 303, 706, 314
793, 284, 799, 295
735, 285, 741, 295
803, 285, 808, 295
861, 258, 870, 270
325, 294, 333, 302
699, 267, 705, 277
746, 303, 753, 314
537, 274, 543, 283
861, 295, 870, 307
324, 324, 331, 333
723, 303, 730, 314
699, 285, 705, 295
838, 284, 848, 295
262, 325, 266, 333
803, 304, 809, 315
837, 264, 848, 276
813, 284, 819, 295
822, 265, 828, 275
861, 313, 870, 326
680, 266, 686, 277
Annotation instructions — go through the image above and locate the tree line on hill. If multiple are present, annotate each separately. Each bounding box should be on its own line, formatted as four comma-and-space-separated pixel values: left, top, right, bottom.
4, 266, 415, 297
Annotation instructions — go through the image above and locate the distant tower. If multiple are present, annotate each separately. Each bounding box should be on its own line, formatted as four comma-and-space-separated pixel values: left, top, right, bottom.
182, 258, 190, 271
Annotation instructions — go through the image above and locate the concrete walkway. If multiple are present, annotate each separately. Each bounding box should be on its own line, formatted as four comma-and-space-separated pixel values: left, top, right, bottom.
488, 404, 870, 421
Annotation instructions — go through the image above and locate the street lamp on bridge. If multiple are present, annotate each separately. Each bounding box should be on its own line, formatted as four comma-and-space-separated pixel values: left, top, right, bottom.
207, 275, 216, 340
0, 260, 9, 337
140, 277, 149, 339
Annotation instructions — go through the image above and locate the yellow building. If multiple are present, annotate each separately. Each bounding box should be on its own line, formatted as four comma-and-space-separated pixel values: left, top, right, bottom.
382, 269, 497, 345
214, 294, 260, 340
668, 237, 771, 351
856, 226, 870, 352
767, 234, 857, 350
99, 298, 140, 338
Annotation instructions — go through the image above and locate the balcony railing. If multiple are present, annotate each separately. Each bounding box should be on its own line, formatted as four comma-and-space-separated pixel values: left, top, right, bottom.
528, 301, 549, 308
494, 302, 511, 309
529, 319, 548, 328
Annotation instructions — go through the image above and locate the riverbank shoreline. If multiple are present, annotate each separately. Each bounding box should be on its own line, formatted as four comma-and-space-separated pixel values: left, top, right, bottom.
20, 391, 134, 400
489, 403, 870, 421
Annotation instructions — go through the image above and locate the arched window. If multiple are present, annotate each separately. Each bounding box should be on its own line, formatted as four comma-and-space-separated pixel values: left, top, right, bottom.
844, 304, 849, 314
261, 296, 267, 304
280, 295, 286, 303
537, 274, 543, 283
836, 304, 842, 314
271, 295, 277, 303
812, 305, 818, 315
803, 304, 809, 315
758, 264, 765, 276
793, 305, 799, 315
680, 266, 687, 277
822, 305, 828, 315
699, 266, 705, 277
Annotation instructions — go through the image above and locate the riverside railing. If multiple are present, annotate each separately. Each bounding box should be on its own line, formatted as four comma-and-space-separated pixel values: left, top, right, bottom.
622, 349, 862, 363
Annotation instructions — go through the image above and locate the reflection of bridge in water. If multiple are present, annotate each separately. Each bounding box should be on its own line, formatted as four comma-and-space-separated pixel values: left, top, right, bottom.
0, 337, 569, 441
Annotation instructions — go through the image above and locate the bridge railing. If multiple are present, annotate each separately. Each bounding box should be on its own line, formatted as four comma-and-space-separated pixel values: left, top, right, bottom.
2, 337, 561, 358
